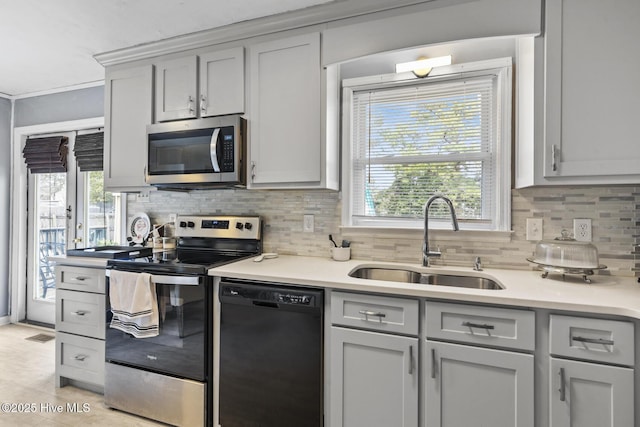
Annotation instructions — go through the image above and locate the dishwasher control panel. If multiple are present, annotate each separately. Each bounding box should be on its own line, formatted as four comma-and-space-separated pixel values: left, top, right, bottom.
220, 281, 323, 309
277, 294, 311, 305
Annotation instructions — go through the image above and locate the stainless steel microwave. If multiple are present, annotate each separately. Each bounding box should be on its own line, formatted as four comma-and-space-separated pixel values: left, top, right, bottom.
146, 115, 246, 189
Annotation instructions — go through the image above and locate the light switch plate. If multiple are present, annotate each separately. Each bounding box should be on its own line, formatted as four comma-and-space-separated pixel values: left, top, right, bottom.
526, 218, 543, 241
303, 215, 314, 233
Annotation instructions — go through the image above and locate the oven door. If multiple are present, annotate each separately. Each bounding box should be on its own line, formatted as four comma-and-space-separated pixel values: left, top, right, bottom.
106, 272, 210, 382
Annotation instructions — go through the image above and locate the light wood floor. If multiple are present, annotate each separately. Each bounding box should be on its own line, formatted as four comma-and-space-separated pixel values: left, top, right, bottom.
0, 323, 165, 426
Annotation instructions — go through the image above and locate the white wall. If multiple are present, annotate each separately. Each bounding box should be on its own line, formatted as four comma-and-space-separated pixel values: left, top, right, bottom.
0, 97, 11, 318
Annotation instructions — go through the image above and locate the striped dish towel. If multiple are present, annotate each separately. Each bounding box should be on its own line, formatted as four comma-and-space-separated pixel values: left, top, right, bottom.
109, 270, 159, 338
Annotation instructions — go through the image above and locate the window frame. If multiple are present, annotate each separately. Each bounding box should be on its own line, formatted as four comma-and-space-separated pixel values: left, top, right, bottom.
341, 57, 512, 231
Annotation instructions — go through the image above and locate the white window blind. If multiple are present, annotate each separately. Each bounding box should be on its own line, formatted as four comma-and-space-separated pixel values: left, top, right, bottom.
348, 70, 505, 229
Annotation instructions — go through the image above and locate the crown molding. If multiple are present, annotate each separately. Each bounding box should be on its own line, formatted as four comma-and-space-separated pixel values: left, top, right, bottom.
94, 0, 434, 67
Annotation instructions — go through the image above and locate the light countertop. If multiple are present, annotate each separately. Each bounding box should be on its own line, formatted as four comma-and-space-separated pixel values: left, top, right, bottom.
209, 255, 640, 320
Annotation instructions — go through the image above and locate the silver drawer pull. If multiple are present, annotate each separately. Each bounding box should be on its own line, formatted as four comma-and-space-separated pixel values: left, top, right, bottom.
74, 354, 88, 362
73, 276, 88, 281
558, 367, 566, 401
72, 310, 87, 316
572, 336, 614, 346
462, 321, 495, 330
359, 310, 386, 322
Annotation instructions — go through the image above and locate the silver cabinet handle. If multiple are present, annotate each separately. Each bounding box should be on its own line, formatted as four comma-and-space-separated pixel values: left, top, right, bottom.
430, 348, 437, 379
74, 354, 88, 362
359, 310, 386, 322
72, 310, 87, 316
572, 336, 614, 346
73, 276, 87, 281
462, 321, 495, 330
209, 128, 221, 173
408, 345, 414, 375
559, 367, 566, 402
551, 144, 558, 172
200, 94, 207, 113
187, 95, 194, 114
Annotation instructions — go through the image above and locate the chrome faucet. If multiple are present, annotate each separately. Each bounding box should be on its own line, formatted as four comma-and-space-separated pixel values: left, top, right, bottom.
423, 195, 459, 267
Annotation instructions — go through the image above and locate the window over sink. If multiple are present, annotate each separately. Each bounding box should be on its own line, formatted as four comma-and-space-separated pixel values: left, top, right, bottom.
341, 58, 512, 231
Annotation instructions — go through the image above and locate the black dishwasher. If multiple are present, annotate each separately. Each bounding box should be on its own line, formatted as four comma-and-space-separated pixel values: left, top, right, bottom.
219, 279, 324, 427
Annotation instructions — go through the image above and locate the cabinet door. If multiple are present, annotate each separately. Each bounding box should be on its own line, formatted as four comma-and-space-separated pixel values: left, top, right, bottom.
249, 32, 321, 186
550, 358, 634, 427
426, 340, 534, 427
544, 0, 640, 179
331, 326, 418, 427
155, 56, 197, 122
199, 47, 244, 117
104, 65, 152, 190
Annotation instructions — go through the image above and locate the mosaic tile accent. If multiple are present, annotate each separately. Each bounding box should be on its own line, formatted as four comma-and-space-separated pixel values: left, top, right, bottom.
128, 185, 640, 277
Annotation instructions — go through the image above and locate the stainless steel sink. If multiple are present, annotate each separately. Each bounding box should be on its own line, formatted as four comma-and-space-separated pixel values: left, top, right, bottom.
349, 267, 504, 290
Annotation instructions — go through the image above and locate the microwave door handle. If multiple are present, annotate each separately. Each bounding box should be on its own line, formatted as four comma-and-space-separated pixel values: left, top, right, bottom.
210, 128, 221, 173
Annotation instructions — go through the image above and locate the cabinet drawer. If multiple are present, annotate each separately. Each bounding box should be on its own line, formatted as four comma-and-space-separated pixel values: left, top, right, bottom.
56, 266, 105, 293
331, 291, 419, 335
56, 289, 105, 339
56, 332, 104, 387
426, 301, 535, 351
550, 314, 634, 366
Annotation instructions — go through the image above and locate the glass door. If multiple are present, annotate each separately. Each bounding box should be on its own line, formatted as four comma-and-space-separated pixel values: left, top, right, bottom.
26, 132, 75, 325
25, 132, 120, 326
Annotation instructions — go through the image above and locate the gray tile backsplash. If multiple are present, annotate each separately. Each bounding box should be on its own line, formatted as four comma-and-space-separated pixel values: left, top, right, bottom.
128, 185, 640, 277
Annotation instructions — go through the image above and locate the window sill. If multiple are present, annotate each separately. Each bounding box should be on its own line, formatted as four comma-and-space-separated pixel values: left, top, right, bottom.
339, 226, 514, 243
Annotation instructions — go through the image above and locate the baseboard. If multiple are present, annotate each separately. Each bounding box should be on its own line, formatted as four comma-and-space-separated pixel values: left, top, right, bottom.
0, 316, 10, 326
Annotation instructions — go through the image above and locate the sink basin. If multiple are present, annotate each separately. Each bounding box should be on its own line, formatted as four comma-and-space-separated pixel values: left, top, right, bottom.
349, 267, 504, 290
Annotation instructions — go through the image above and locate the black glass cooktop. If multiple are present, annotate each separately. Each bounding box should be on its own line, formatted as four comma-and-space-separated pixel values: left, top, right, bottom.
107, 253, 252, 276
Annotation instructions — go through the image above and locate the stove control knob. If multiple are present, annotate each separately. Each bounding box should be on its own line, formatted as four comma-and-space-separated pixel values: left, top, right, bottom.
235, 222, 244, 230
244, 222, 253, 230
179, 221, 187, 228
187, 221, 195, 228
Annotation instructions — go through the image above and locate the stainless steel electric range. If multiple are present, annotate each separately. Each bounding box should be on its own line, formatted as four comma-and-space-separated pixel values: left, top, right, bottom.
104, 215, 262, 427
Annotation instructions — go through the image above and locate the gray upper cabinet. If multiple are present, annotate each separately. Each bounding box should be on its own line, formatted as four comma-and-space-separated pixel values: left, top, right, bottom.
104, 65, 153, 191
199, 47, 244, 117
543, 0, 640, 181
248, 32, 337, 189
155, 56, 198, 122
155, 47, 244, 122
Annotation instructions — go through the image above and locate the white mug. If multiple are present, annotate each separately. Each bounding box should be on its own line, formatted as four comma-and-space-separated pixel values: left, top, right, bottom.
331, 247, 351, 261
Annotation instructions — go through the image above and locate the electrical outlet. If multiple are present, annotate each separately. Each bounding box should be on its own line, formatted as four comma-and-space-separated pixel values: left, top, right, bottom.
303, 215, 314, 233
526, 218, 543, 241
574, 218, 592, 242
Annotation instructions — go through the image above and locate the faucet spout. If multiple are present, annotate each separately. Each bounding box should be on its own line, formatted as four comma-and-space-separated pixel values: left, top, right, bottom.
423, 195, 459, 267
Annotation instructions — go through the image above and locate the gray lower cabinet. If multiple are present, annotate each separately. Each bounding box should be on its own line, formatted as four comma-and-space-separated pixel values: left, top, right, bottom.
549, 358, 634, 427
55, 264, 106, 392
330, 326, 418, 427
425, 340, 534, 427
548, 314, 635, 427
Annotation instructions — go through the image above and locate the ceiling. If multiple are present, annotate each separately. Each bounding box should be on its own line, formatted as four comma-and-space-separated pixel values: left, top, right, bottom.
0, 0, 333, 97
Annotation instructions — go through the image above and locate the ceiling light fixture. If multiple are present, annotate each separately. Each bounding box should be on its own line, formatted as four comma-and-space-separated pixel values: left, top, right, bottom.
395, 55, 452, 78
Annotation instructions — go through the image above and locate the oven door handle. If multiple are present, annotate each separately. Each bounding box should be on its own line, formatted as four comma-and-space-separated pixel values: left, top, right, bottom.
106, 270, 202, 286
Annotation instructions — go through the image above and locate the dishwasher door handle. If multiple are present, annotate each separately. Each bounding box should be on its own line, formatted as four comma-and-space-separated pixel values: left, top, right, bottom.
252, 301, 279, 309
